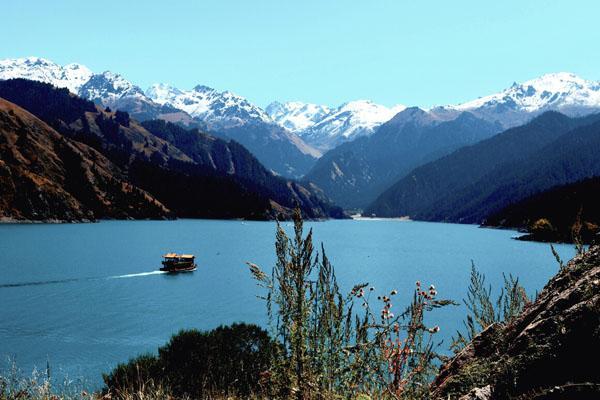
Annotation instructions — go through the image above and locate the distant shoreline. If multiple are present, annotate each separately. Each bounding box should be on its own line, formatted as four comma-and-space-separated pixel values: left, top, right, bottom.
350, 214, 412, 221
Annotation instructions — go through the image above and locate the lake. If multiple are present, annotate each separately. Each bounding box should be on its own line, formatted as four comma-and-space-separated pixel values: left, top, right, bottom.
0, 219, 575, 389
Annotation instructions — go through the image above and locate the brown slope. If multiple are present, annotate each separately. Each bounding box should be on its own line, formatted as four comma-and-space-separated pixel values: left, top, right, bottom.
430, 246, 600, 399
0, 98, 170, 221
0, 79, 346, 220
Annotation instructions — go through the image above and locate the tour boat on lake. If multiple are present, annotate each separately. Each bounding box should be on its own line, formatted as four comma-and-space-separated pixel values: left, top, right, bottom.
160, 253, 197, 273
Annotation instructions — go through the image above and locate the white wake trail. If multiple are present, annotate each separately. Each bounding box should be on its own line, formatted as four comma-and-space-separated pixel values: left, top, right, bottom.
108, 271, 167, 279
0, 270, 168, 289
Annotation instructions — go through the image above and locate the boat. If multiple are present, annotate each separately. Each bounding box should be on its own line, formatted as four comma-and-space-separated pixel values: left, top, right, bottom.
160, 253, 197, 273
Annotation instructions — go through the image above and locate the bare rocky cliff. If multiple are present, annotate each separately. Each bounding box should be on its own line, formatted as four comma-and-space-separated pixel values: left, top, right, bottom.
430, 246, 600, 399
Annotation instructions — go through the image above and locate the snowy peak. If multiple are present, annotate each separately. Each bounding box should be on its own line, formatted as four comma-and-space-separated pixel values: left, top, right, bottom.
449, 72, 600, 114
265, 101, 331, 132
284, 99, 406, 151
327, 100, 406, 129
145, 83, 271, 127
0, 57, 92, 93
145, 83, 183, 105
79, 71, 147, 106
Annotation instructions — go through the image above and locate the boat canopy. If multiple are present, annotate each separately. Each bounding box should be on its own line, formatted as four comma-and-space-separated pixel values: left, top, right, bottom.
163, 253, 195, 259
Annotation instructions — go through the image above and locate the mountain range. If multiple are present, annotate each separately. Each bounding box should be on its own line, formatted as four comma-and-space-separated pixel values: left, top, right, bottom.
3, 56, 600, 227
0, 57, 404, 176
0, 57, 318, 177
304, 108, 502, 208
0, 79, 344, 221
266, 100, 406, 151
302, 73, 600, 209
431, 72, 600, 128
366, 111, 600, 222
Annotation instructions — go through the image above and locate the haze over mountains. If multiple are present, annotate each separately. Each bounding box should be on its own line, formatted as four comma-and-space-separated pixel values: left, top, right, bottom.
2, 56, 600, 227
366, 111, 600, 222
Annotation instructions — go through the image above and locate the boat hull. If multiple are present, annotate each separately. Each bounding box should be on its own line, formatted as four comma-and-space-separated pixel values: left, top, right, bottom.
160, 264, 197, 273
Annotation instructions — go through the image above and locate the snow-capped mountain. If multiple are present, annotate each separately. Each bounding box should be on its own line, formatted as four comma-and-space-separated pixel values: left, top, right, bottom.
79, 71, 147, 107
0, 57, 92, 94
269, 100, 406, 151
146, 83, 271, 129
432, 72, 600, 128
78, 71, 190, 122
0, 57, 179, 121
4, 56, 600, 174
265, 101, 331, 132
0, 57, 318, 176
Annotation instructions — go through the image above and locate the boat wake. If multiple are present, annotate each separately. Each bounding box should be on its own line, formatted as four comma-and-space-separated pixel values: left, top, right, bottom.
0, 270, 167, 289
0, 277, 82, 288
108, 271, 167, 279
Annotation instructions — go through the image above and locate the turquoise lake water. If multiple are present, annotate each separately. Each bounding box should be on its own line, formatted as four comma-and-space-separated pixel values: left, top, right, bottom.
0, 219, 575, 389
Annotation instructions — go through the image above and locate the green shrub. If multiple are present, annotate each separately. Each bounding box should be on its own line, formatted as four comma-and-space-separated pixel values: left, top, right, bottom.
102, 354, 161, 395
103, 323, 276, 398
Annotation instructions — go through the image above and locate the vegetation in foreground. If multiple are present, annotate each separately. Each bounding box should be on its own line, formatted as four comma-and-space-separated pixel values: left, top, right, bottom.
2, 211, 599, 399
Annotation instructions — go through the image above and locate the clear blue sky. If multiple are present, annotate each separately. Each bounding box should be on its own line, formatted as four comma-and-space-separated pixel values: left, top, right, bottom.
2, 0, 599, 108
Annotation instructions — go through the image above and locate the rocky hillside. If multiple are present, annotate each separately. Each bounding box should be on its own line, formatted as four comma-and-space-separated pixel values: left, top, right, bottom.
0, 79, 345, 221
0, 98, 169, 221
430, 246, 600, 399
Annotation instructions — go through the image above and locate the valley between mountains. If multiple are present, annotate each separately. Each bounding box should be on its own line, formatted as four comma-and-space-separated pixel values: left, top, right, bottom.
1, 57, 600, 240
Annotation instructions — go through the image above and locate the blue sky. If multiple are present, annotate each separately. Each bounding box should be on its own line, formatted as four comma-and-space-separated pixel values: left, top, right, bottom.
2, 0, 599, 108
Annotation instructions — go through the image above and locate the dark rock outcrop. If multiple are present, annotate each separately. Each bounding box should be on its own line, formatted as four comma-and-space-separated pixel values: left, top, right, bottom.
430, 246, 600, 399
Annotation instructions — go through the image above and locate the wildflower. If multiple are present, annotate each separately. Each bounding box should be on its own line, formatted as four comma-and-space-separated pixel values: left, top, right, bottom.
388, 313, 394, 319
369, 286, 375, 291
429, 284, 436, 290
416, 280, 421, 287
390, 289, 398, 295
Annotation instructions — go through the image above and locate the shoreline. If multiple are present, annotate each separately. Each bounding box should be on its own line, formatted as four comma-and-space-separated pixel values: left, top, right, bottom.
349, 214, 412, 221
